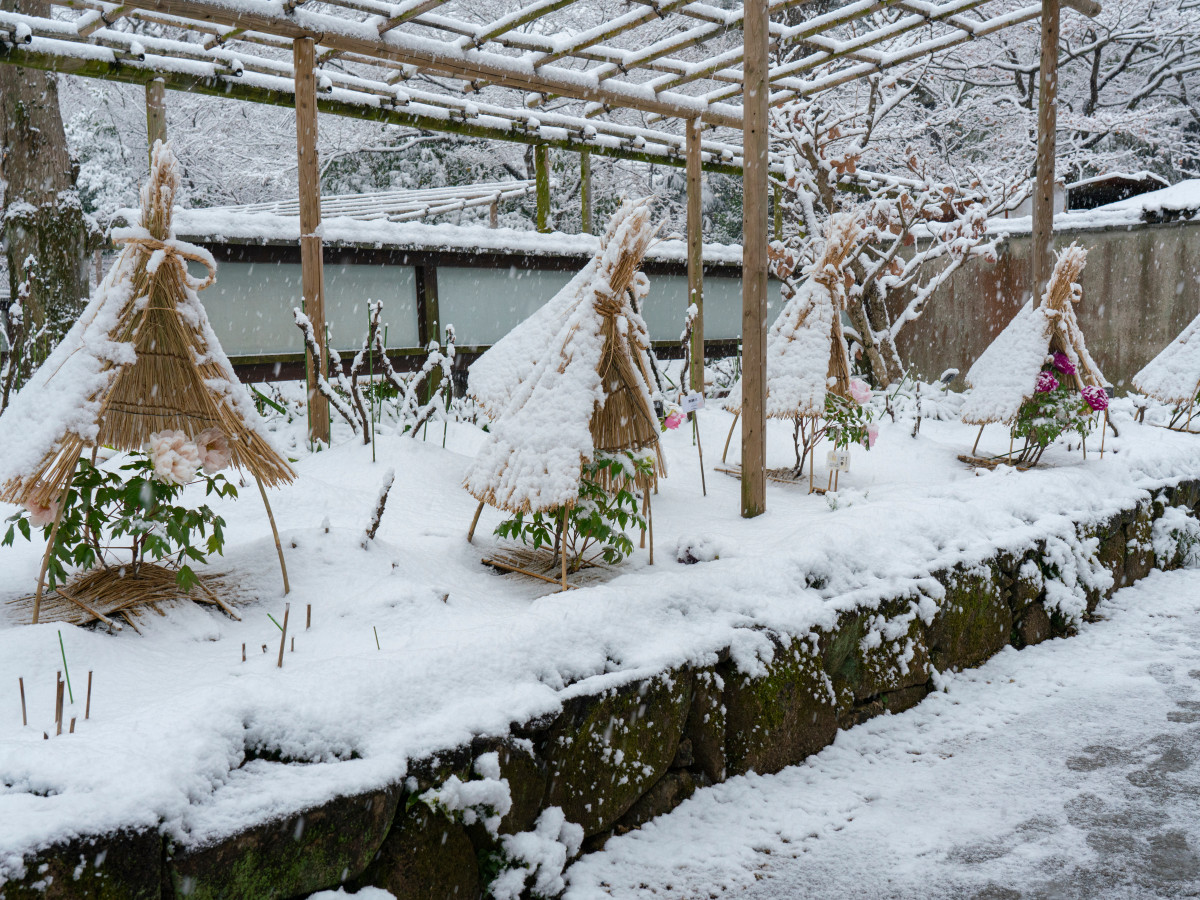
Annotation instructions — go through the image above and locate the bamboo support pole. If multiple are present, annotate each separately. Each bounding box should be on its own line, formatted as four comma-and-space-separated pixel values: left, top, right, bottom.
55, 672, 63, 736
722, 412, 739, 464
1031, 0, 1059, 306
277, 603, 290, 668
145, 77, 167, 166
85, 670, 92, 719
482, 557, 579, 589
256, 476, 290, 595
295, 37, 330, 446
647, 490, 654, 565
740, 0, 769, 518
580, 149, 593, 235
773, 183, 783, 241
306, 604, 312, 629
69, 717, 76, 734
467, 499, 486, 542
535, 144, 551, 233
19, 677, 27, 726
686, 117, 705, 397
972, 423, 985, 457
694, 414, 707, 496
560, 507, 569, 590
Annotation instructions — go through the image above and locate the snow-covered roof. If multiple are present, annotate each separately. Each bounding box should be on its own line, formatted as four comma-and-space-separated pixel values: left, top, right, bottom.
987, 179, 1200, 237
1133, 313, 1200, 406
162, 206, 746, 267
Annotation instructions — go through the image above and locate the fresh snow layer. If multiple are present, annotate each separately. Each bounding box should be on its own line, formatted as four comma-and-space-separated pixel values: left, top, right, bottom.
565, 567, 1200, 900
1134, 312, 1200, 405
1, 396, 1198, 874
960, 300, 1051, 424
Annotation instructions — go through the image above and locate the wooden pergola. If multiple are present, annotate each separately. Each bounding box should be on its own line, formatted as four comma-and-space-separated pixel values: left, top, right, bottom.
0, 0, 1098, 516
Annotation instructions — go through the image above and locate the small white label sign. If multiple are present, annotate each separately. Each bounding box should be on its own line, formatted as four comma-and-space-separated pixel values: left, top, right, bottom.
680, 391, 705, 413
826, 449, 851, 472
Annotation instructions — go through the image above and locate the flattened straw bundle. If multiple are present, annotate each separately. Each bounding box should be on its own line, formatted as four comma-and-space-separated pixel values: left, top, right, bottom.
0, 141, 294, 511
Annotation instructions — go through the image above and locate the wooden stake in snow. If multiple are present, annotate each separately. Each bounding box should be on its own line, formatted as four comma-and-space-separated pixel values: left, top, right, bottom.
85, 670, 92, 720
69, 717, 76, 734
374, 626, 381, 650
363, 468, 395, 548
19, 677, 27, 727
241, 643, 246, 662
306, 604, 311, 630
55, 672, 64, 736
276, 603, 290, 669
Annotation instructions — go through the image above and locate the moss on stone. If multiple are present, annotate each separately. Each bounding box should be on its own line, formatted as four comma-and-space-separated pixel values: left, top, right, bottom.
724, 635, 837, 777
541, 670, 691, 837
927, 566, 1012, 672
168, 787, 399, 900
684, 667, 726, 784
357, 805, 480, 900
1, 828, 162, 900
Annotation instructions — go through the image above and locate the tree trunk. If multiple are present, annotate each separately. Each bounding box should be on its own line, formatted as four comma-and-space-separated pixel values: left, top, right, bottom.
0, 0, 95, 394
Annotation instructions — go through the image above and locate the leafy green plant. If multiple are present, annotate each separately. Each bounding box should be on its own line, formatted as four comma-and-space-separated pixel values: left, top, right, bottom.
1011, 366, 1098, 465
824, 392, 874, 450
3, 454, 236, 592
495, 451, 652, 572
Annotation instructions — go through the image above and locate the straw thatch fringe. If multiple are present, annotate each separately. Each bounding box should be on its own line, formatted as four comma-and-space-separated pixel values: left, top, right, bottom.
1133, 313, 1200, 406
0, 141, 293, 509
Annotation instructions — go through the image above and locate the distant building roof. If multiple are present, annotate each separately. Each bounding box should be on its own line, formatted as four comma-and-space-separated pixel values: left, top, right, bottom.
1066, 171, 1169, 211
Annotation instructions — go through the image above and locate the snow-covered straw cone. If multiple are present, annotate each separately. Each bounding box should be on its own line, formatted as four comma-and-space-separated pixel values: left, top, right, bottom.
463, 199, 664, 515
0, 141, 294, 510
1133, 312, 1200, 406
961, 242, 1109, 426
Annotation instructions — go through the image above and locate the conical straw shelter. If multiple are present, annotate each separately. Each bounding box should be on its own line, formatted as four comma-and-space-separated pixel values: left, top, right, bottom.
961, 243, 1107, 428
0, 142, 294, 623
463, 200, 664, 582
1133, 313, 1200, 430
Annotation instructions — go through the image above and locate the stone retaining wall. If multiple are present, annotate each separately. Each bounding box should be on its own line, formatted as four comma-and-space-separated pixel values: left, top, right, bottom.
5, 480, 1200, 900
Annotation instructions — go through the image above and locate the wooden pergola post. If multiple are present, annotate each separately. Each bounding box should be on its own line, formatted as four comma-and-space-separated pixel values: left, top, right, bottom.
534, 144, 551, 233
294, 37, 330, 445
145, 77, 166, 164
686, 118, 705, 395
1031, 0, 1059, 306
580, 149, 593, 235
740, 0, 768, 518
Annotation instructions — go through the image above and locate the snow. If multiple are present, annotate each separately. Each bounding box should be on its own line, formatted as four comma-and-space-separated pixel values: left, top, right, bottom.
1, 391, 1198, 876
1133, 312, 1200, 405
959, 299, 1052, 424
564, 565, 1200, 900
989, 178, 1200, 236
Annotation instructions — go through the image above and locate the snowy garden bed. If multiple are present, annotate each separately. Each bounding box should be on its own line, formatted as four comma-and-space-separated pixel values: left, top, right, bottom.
2, 393, 1200, 898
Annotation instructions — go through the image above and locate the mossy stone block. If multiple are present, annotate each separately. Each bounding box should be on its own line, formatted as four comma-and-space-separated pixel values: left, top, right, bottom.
684, 667, 726, 784
1125, 504, 1156, 584
358, 805, 479, 900
169, 787, 399, 900
823, 601, 931, 706
612, 770, 696, 833
493, 741, 547, 837
1093, 513, 1129, 591
542, 671, 691, 836
927, 566, 1011, 672
723, 635, 837, 777
1014, 603, 1051, 648
1, 829, 161, 900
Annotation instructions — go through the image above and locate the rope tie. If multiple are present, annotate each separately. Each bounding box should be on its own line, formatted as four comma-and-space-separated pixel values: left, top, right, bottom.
116, 234, 216, 292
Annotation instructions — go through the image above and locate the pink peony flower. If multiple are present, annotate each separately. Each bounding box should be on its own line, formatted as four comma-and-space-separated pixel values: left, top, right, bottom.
24, 499, 60, 528
848, 379, 872, 405
1081, 385, 1109, 412
148, 430, 202, 486
194, 428, 232, 474
663, 411, 685, 430
1052, 352, 1076, 375
865, 424, 879, 449
1035, 370, 1059, 394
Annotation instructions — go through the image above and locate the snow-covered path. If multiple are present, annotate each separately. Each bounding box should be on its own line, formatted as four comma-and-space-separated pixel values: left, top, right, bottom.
566, 568, 1200, 900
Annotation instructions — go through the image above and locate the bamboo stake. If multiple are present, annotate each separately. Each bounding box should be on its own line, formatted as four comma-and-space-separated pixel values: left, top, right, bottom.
560, 507, 569, 590
1100, 409, 1108, 456
242, 643, 246, 662
291, 637, 295, 652
55, 672, 64, 736
374, 625, 380, 650
69, 717, 76, 734
19, 677, 27, 727
85, 670, 92, 719
467, 499, 486, 543
972, 424, 985, 457
276, 603, 290, 668
646, 491, 654, 566
693, 414, 707, 497
306, 604, 311, 629
256, 476, 290, 595
482, 557, 579, 589
721, 412, 739, 464
58, 631, 74, 704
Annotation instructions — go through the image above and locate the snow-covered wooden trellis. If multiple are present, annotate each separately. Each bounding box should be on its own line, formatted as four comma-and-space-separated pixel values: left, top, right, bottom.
0, 0, 1102, 517
960, 243, 1111, 466
0, 143, 294, 626
1133, 314, 1200, 432
464, 200, 664, 590
721, 215, 860, 491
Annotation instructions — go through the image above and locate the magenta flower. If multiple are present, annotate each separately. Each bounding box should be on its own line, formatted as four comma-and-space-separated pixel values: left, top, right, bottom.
1035, 370, 1059, 394
664, 411, 685, 430
1081, 385, 1109, 412
1052, 352, 1076, 375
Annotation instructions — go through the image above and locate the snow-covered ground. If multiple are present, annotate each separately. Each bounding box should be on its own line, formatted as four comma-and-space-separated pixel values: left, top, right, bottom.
1, 393, 1197, 875
565, 566, 1200, 900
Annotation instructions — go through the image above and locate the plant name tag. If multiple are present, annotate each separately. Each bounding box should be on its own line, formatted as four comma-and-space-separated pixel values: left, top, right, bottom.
826, 449, 851, 472
680, 391, 705, 413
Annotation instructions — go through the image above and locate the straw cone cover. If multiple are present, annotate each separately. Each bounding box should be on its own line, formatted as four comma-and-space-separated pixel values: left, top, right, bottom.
1133, 312, 1200, 405
961, 243, 1107, 425
463, 199, 662, 514
0, 142, 293, 508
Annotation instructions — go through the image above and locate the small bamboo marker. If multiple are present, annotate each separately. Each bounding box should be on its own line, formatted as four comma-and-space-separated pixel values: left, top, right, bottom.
256, 476, 290, 595
69, 717, 76, 734
19, 677, 27, 726
467, 499, 485, 543
85, 670, 92, 719
55, 672, 64, 736
290, 637, 295, 653
306, 604, 311, 630
276, 603, 290, 668
374, 626, 381, 650
242, 643, 246, 662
